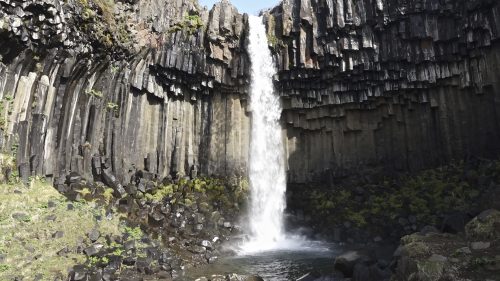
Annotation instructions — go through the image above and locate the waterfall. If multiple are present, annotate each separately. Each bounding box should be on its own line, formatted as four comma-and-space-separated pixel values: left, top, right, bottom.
240, 15, 287, 253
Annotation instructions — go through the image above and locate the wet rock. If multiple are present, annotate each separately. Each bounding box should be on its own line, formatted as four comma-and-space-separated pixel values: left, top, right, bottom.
334, 251, 369, 277
455, 247, 472, 255
420, 225, 439, 235
470, 241, 491, 250
353, 262, 391, 281
201, 240, 213, 250
188, 245, 206, 254
296, 272, 321, 281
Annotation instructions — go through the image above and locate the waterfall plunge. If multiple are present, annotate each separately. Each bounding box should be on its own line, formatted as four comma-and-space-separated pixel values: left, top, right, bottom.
238, 15, 328, 255
239, 16, 288, 253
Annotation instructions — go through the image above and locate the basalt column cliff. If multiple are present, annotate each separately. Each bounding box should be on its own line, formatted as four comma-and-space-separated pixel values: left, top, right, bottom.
1, 0, 500, 187
0, 0, 250, 185
265, 0, 500, 184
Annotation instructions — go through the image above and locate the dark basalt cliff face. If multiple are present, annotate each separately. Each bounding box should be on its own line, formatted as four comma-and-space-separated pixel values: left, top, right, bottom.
265, 0, 500, 184
0, 0, 250, 184
1, 0, 500, 187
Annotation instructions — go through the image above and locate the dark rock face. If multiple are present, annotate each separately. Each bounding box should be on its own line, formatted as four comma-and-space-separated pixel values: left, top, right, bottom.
0, 0, 250, 184
266, 0, 500, 183
1, 0, 500, 204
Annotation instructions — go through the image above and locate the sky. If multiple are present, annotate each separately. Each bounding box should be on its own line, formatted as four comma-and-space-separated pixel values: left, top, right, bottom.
198, 0, 280, 15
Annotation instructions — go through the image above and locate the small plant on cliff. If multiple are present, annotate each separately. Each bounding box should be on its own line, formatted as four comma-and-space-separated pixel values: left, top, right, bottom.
106, 102, 119, 115
168, 13, 204, 35
86, 89, 103, 98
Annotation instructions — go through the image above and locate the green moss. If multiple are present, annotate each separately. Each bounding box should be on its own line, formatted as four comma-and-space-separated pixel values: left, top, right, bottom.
169, 13, 204, 35
76, 0, 133, 51
124, 226, 143, 241
300, 160, 494, 232
465, 210, 500, 241
469, 256, 496, 269
416, 260, 445, 279
107, 102, 119, 115
404, 242, 432, 258
86, 89, 103, 98
145, 184, 174, 203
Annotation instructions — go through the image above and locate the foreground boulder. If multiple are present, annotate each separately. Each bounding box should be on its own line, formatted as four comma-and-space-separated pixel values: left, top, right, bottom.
392, 209, 500, 281
334, 251, 369, 277
465, 209, 500, 241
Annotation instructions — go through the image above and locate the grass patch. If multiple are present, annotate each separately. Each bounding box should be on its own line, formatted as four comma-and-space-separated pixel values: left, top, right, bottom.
0, 180, 122, 280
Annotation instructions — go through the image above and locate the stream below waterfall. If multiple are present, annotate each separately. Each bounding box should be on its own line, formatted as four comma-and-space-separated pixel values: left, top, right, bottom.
181, 242, 344, 281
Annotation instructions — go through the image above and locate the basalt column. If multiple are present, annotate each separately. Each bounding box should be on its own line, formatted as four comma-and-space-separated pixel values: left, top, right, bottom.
0, 0, 251, 184
264, 0, 500, 184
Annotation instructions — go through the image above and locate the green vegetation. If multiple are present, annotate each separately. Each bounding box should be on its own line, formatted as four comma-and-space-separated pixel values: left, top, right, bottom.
169, 13, 204, 35
76, 0, 132, 50
140, 176, 248, 213
0, 94, 14, 131
86, 89, 104, 98
266, 15, 286, 49
124, 226, 143, 241
0, 179, 122, 280
145, 184, 174, 202
469, 256, 498, 270
107, 102, 119, 111
302, 160, 500, 228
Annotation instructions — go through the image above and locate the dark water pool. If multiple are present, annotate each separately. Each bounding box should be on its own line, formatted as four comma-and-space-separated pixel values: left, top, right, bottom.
180, 242, 343, 281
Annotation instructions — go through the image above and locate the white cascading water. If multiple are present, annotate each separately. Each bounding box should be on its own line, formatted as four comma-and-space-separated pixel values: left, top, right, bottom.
240, 15, 287, 253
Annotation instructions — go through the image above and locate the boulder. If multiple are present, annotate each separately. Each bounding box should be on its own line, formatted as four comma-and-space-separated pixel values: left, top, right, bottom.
334, 251, 370, 277
352, 262, 391, 281
465, 209, 500, 241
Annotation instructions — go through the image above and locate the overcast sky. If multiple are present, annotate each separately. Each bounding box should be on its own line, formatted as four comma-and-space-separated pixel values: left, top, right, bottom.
198, 0, 280, 15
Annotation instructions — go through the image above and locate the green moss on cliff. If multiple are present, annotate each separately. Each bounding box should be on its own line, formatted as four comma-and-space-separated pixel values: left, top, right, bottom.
76, 0, 132, 51
297, 159, 499, 230
169, 13, 204, 35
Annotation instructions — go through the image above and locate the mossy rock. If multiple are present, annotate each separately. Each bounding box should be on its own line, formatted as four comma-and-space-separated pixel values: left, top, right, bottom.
413, 259, 446, 280
403, 242, 433, 259
465, 209, 500, 241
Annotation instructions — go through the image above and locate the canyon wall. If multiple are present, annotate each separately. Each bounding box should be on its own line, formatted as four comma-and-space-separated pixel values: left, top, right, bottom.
264, 0, 500, 183
0, 0, 250, 184
1, 0, 500, 187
